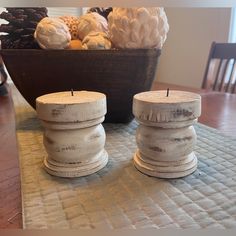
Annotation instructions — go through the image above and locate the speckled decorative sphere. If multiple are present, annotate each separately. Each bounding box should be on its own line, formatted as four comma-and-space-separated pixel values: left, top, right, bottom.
108, 7, 169, 49
34, 17, 71, 49
59, 16, 80, 40
82, 31, 111, 50
77, 12, 108, 40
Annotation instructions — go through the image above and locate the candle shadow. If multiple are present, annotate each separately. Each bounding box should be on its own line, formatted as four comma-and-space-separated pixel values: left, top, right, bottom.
16, 116, 42, 131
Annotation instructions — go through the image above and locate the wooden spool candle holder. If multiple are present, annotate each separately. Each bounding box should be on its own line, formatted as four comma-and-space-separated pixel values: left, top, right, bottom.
36, 91, 108, 178
133, 90, 201, 178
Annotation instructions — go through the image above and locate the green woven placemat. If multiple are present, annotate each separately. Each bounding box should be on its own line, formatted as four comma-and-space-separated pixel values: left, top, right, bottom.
12, 87, 236, 229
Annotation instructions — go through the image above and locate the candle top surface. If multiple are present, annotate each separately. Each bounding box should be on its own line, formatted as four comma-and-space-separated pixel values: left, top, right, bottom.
36, 91, 106, 105
134, 90, 201, 104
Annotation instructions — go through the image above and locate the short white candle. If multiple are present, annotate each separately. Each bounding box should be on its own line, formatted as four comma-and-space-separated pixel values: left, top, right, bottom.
36, 90, 108, 178
133, 90, 201, 178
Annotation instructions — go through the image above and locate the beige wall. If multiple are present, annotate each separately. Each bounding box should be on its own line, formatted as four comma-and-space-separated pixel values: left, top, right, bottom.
156, 8, 232, 88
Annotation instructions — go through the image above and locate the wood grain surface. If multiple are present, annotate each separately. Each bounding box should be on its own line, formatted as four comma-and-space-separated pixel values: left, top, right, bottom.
0, 85, 22, 228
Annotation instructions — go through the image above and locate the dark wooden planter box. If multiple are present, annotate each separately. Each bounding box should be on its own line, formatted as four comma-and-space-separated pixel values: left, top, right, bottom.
0, 49, 161, 123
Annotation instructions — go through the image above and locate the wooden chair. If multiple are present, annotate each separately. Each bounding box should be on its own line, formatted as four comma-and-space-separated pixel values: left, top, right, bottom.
201, 41, 236, 93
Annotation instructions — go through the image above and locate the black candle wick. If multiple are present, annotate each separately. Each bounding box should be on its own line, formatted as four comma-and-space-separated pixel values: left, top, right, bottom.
166, 88, 170, 97
71, 89, 74, 96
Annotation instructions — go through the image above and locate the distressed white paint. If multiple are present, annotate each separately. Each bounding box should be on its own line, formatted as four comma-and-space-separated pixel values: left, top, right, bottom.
133, 90, 201, 126
133, 90, 201, 178
36, 90, 108, 178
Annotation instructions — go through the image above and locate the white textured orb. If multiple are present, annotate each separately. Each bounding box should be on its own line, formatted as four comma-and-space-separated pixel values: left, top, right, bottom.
108, 7, 169, 49
82, 32, 111, 50
34, 17, 71, 49
77, 12, 108, 40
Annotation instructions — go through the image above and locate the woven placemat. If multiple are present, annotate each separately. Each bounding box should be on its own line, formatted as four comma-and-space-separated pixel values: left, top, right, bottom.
12, 87, 236, 229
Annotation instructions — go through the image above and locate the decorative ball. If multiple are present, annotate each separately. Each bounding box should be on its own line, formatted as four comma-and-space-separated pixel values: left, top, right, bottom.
108, 7, 169, 49
77, 12, 108, 40
82, 31, 111, 50
59, 16, 80, 40
34, 17, 71, 49
87, 7, 113, 20
68, 39, 83, 50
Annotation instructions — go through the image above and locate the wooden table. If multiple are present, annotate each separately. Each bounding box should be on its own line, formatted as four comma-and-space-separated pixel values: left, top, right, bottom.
1, 82, 236, 228
0, 85, 21, 229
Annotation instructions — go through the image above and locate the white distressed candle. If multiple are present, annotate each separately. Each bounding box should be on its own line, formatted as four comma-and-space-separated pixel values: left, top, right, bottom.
133, 90, 201, 178
36, 90, 108, 178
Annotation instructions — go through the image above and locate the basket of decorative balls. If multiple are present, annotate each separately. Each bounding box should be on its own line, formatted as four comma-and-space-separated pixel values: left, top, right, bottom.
0, 7, 169, 123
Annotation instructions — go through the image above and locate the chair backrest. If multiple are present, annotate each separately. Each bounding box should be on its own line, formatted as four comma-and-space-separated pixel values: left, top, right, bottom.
201, 42, 236, 93
0, 56, 7, 86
